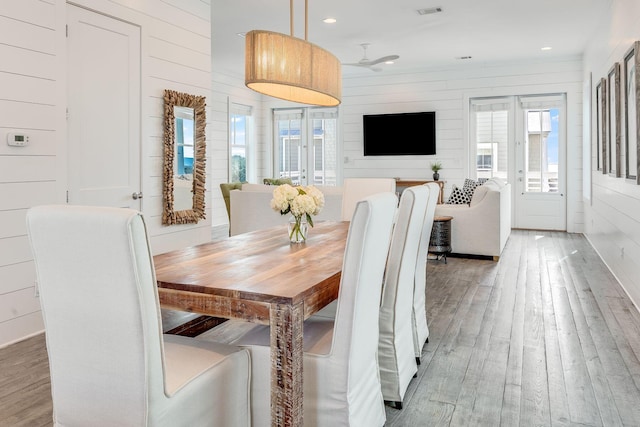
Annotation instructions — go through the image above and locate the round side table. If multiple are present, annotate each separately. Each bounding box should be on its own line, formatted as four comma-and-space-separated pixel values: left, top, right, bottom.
429, 215, 453, 263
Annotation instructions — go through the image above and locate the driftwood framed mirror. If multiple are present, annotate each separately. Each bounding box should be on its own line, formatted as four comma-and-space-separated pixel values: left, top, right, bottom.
162, 89, 206, 225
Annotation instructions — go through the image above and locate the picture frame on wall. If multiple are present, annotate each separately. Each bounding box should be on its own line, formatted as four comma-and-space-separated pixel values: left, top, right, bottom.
624, 41, 640, 184
608, 63, 621, 177
600, 77, 608, 174
584, 73, 592, 204
596, 79, 604, 172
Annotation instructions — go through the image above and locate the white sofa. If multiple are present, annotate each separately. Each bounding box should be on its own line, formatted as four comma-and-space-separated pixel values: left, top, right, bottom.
434, 178, 511, 259
229, 183, 344, 236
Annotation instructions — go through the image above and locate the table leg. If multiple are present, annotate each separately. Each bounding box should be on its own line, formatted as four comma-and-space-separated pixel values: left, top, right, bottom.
270, 302, 304, 427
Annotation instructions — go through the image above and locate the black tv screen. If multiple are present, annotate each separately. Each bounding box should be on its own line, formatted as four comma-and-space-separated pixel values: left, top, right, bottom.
363, 111, 436, 156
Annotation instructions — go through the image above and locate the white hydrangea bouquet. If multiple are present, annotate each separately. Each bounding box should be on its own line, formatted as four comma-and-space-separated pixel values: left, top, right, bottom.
270, 184, 325, 242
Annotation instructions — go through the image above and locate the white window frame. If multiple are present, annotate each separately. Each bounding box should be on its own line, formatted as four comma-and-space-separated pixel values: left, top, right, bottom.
469, 97, 515, 183
228, 100, 254, 183
272, 107, 339, 186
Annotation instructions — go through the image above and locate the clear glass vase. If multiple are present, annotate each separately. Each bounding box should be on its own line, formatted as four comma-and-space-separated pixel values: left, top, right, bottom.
288, 215, 308, 243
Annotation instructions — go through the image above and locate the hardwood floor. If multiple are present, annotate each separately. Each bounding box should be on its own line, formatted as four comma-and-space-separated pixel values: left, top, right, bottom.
387, 230, 640, 426
2, 230, 640, 426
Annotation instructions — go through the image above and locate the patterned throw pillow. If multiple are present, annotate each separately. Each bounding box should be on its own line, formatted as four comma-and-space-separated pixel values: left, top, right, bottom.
463, 178, 481, 198
446, 186, 471, 204
478, 178, 489, 184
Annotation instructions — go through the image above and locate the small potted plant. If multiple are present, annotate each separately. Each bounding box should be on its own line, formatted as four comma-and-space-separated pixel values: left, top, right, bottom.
431, 160, 442, 181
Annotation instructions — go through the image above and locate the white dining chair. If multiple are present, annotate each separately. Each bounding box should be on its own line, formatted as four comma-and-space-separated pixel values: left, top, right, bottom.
412, 182, 440, 363
377, 185, 429, 409
26, 205, 251, 427
340, 177, 396, 220
206, 192, 397, 427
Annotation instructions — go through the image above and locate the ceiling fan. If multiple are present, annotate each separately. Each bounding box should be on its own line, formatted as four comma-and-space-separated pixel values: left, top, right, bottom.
344, 43, 399, 72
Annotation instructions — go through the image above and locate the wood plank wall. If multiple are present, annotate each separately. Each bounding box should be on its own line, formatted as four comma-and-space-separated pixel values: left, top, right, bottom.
583, 0, 640, 310
256, 58, 586, 240
0, 0, 212, 347
338, 59, 586, 236
0, 0, 60, 347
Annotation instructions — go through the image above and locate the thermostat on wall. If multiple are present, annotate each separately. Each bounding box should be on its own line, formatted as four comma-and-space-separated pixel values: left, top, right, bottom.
7, 132, 29, 147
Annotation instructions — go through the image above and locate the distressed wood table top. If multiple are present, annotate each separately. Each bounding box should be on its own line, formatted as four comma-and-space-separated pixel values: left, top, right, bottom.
153, 221, 350, 427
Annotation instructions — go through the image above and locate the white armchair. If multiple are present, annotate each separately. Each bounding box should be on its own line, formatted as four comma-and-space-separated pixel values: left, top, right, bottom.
26, 205, 251, 427
434, 178, 512, 259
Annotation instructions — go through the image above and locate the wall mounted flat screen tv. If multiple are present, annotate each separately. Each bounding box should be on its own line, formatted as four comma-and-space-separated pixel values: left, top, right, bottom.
363, 111, 436, 156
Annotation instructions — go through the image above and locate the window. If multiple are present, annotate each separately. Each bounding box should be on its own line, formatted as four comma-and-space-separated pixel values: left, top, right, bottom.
470, 98, 510, 180
229, 103, 253, 182
476, 152, 492, 170
519, 95, 564, 193
273, 108, 338, 186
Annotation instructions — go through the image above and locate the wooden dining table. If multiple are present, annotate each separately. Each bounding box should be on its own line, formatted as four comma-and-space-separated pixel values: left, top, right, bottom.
153, 221, 350, 427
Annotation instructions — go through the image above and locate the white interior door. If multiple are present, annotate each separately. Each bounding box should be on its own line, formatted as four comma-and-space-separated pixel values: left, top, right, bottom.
513, 95, 566, 230
67, 5, 141, 209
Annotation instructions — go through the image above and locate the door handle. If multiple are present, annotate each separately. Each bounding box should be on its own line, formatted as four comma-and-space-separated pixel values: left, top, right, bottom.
132, 192, 143, 200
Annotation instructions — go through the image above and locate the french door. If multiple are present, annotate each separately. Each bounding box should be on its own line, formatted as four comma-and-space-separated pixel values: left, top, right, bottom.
470, 94, 566, 230
514, 95, 566, 230
273, 108, 339, 186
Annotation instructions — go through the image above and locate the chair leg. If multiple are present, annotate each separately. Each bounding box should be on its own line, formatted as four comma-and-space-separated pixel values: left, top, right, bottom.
416, 356, 421, 365
393, 401, 403, 410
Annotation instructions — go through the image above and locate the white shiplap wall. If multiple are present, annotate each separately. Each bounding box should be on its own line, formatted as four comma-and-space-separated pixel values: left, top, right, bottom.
211, 59, 587, 235
339, 59, 586, 233
583, 0, 640, 309
0, 0, 61, 347
0, 0, 212, 347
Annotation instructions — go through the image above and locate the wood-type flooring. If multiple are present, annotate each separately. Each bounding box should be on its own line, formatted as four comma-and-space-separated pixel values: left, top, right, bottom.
2, 230, 640, 426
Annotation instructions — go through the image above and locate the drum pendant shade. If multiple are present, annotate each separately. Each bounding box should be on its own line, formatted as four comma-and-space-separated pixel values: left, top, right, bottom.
244, 28, 341, 106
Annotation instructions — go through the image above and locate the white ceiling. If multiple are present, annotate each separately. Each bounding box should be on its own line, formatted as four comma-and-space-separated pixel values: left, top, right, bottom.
212, 0, 609, 76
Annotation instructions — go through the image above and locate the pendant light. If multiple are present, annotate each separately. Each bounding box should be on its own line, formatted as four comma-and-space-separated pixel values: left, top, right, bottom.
244, 0, 342, 106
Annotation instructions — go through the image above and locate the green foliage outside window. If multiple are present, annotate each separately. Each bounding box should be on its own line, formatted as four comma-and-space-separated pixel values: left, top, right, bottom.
231, 155, 246, 182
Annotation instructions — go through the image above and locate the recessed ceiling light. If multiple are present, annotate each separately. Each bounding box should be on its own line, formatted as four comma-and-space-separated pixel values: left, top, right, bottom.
541, 46, 552, 51
385, 60, 395, 65
323, 17, 337, 24
417, 7, 442, 15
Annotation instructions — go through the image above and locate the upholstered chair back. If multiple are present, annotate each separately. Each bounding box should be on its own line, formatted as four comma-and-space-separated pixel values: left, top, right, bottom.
221, 192, 397, 427
340, 177, 396, 220
28, 205, 252, 427
27, 205, 164, 425
336, 193, 396, 366
377, 185, 429, 405
412, 182, 440, 358
327, 192, 397, 424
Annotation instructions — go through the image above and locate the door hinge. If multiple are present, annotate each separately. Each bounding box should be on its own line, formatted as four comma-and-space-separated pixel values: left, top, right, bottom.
66, 190, 69, 203
66, 24, 68, 38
